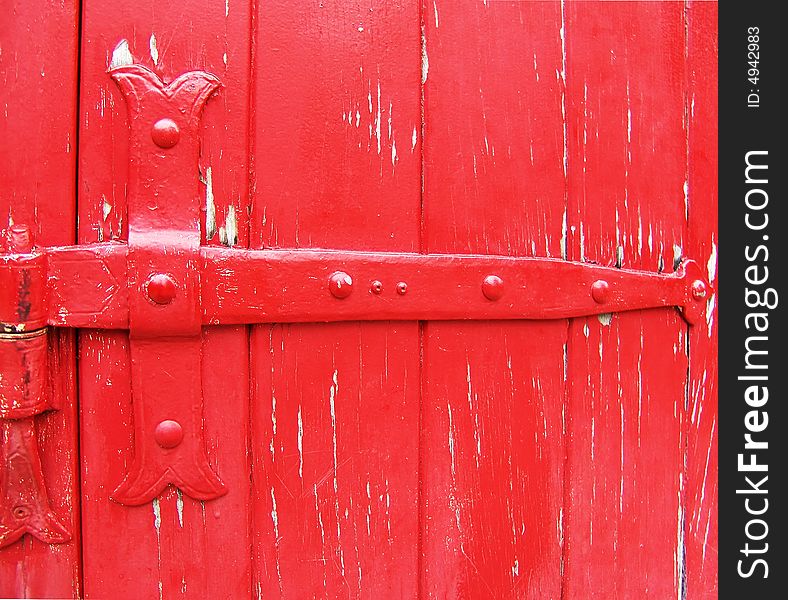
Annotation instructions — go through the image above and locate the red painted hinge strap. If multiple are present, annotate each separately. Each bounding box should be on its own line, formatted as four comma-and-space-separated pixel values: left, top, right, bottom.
38, 244, 710, 329
108, 65, 225, 505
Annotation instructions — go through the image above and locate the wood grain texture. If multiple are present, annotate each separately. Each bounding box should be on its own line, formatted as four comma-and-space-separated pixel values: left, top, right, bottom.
563, 4, 692, 597
251, 322, 420, 598
77, 1, 253, 597
0, 0, 82, 596
421, 2, 566, 597
249, 1, 422, 597
0, 2, 717, 596
685, 2, 718, 597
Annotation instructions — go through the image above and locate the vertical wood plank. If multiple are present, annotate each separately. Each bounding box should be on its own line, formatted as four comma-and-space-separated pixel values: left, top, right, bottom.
249, 2, 422, 598
685, 2, 718, 596
563, 4, 690, 597
77, 2, 253, 597
0, 0, 82, 597
251, 323, 420, 598
421, 2, 567, 597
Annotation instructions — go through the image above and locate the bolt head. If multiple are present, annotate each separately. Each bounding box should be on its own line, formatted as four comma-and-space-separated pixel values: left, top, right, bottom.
329, 271, 353, 298
591, 280, 610, 304
396, 282, 408, 295
482, 275, 505, 301
691, 279, 708, 300
147, 273, 177, 305
370, 280, 383, 295
154, 420, 184, 449
151, 118, 180, 149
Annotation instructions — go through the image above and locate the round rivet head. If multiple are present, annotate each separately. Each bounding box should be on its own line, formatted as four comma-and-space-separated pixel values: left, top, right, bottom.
12, 505, 31, 520
482, 275, 504, 301
396, 282, 408, 295
154, 420, 184, 449
329, 271, 353, 298
370, 280, 383, 295
591, 280, 610, 304
691, 279, 708, 301
151, 118, 180, 149
147, 273, 177, 305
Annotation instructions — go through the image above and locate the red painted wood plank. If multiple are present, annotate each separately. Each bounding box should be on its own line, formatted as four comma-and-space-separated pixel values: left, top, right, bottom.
421, 2, 567, 597
77, 1, 253, 597
421, 321, 567, 598
0, 0, 82, 596
685, 2, 718, 596
251, 322, 420, 598
563, 4, 690, 597
249, 2, 422, 597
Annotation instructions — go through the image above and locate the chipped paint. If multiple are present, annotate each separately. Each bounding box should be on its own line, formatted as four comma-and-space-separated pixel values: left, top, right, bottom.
421, 25, 429, 84
149, 33, 159, 66
597, 313, 613, 326
219, 205, 238, 247
706, 237, 717, 284
297, 405, 304, 478
176, 489, 184, 527
102, 197, 112, 221
152, 498, 161, 530
205, 167, 217, 240
110, 39, 133, 69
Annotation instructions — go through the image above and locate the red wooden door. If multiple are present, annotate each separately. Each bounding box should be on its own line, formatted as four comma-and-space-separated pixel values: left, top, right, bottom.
1, 2, 717, 599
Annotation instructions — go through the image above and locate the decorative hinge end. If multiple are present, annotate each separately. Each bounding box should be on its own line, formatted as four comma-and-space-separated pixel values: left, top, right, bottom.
111, 464, 227, 506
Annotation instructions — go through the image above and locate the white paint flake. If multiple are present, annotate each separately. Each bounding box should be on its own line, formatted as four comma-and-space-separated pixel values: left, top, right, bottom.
110, 39, 133, 70
149, 34, 159, 66
270, 392, 278, 459
328, 369, 344, 575
707, 237, 717, 283
375, 82, 382, 155
152, 498, 162, 530
366, 482, 372, 536
270, 486, 279, 537
205, 167, 217, 240
391, 140, 397, 166
434, 1, 439, 27
176, 489, 184, 527
219, 205, 238, 247
559, 2, 568, 178
683, 179, 690, 218
412, 126, 418, 151
102, 197, 112, 221
706, 293, 716, 335
673, 244, 683, 269
297, 406, 304, 478
421, 25, 429, 84
447, 402, 456, 477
